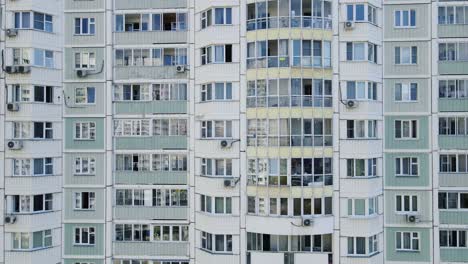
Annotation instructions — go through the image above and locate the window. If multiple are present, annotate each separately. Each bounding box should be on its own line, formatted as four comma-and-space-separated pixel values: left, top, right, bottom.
439, 117, 468, 136
33, 49, 54, 68
347, 158, 377, 177
115, 48, 187, 67
75, 122, 96, 140
247, 118, 333, 147
439, 80, 468, 99
201, 232, 232, 253
395, 120, 418, 139
114, 119, 187, 136
201, 120, 232, 138
439, 6, 468, 25
32, 122, 53, 139
201, 8, 233, 29
13, 122, 31, 139
115, 224, 150, 242
247, 157, 333, 187
75, 87, 96, 104
394, 10, 416, 27
201, 158, 232, 177
395, 46, 417, 65
10, 85, 54, 104
396, 232, 419, 251
440, 230, 467, 248
201, 44, 232, 65
440, 154, 468, 173
395, 157, 418, 176
13, 158, 53, 176
14, 12, 53, 32
200, 195, 232, 214
115, 153, 187, 172
74, 192, 95, 210
396, 195, 418, 213
346, 81, 378, 101
395, 83, 417, 102
74, 52, 96, 69
347, 237, 366, 255
346, 120, 378, 139
12, 193, 53, 213
74, 17, 95, 35
346, 4, 377, 24
115, 12, 187, 32
346, 42, 365, 61
439, 42, 468, 62
201, 83, 233, 101
247, 232, 332, 252
247, 78, 333, 108
438, 192, 468, 209
13, 230, 52, 250
114, 84, 172, 101
115, 189, 188, 207
152, 225, 188, 242
74, 227, 95, 245
75, 157, 96, 175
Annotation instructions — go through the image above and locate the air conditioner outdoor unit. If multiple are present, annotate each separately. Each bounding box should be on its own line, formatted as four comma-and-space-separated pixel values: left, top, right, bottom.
176, 65, 186, 73
7, 103, 19, 111
344, 21, 354, 30
17, 65, 31, 73
7, 140, 23, 150
346, 100, 358, 108
220, 139, 237, 148
5, 66, 18, 74
76, 69, 88, 78
302, 217, 314, 226
223, 179, 236, 187
5, 215, 17, 224
406, 214, 420, 223
6, 28, 18, 37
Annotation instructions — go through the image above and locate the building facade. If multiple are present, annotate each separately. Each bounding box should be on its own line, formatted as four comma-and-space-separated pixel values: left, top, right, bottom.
0, 0, 467, 263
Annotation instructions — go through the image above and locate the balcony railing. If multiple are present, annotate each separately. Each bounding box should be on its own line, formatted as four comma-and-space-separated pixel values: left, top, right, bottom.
247, 16, 332, 31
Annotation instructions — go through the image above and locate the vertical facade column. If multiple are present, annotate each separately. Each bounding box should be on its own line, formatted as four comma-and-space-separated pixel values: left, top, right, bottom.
383, 0, 433, 262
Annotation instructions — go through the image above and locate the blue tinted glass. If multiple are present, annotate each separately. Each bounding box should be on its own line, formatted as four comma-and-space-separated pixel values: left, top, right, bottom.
347, 5, 354, 21
356, 5, 364, 21
87, 88, 95, 103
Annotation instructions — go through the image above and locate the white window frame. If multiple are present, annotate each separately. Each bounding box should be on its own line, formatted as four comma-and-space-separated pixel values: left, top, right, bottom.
395, 195, 418, 213
74, 227, 95, 245
201, 120, 233, 139
74, 17, 96, 35
74, 122, 96, 140
74, 52, 96, 70
395, 120, 418, 139
394, 10, 416, 28
395, 46, 417, 65
74, 192, 96, 210
75, 87, 96, 104
396, 231, 420, 251
395, 83, 418, 102
74, 157, 96, 175
395, 157, 419, 176
200, 82, 233, 102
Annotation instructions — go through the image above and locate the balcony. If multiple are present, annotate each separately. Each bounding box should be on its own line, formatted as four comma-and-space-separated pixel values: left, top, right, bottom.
439, 173, 468, 187
114, 66, 188, 80
440, 248, 468, 262
439, 135, 468, 149
438, 24, 468, 38
249, 251, 331, 264
113, 241, 189, 257
114, 0, 186, 10
114, 31, 187, 45
115, 136, 187, 150
6, 246, 60, 264
114, 206, 188, 220
114, 101, 187, 115
439, 211, 468, 225
245, 215, 333, 235
439, 98, 468, 112
439, 61, 468, 75
114, 171, 187, 185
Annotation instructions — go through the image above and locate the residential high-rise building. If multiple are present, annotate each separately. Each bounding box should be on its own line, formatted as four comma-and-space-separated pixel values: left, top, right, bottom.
1, 0, 467, 264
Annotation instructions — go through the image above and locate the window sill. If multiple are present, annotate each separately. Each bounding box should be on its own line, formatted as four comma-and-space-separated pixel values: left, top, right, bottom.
395, 175, 419, 178
347, 175, 380, 179
73, 173, 96, 176
199, 248, 233, 255
73, 244, 95, 247
346, 252, 380, 258
396, 249, 420, 253
10, 246, 53, 252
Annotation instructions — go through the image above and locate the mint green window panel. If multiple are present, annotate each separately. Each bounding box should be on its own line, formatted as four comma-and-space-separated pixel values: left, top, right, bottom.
355, 199, 365, 215
33, 231, 43, 248
348, 199, 353, 215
